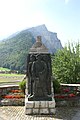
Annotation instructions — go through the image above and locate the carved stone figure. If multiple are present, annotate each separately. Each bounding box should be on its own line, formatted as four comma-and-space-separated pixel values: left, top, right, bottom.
27, 54, 52, 101
32, 54, 47, 97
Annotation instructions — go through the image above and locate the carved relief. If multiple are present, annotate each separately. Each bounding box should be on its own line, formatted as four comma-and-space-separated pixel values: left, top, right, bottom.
27, 54, 52, 101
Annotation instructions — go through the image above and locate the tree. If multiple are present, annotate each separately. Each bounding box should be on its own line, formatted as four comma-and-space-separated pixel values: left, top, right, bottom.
52, 42, 80, 84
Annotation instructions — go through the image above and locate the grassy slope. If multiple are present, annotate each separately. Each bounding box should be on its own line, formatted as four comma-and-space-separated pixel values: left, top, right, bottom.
0, 67, 10, 71
0, 31, 34, 71
0, 73, 25, 85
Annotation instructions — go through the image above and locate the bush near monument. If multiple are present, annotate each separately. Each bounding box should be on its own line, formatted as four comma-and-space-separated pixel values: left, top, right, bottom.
53, 79, 61, 94
52, 42, 80, 84
19, 79, 26, 94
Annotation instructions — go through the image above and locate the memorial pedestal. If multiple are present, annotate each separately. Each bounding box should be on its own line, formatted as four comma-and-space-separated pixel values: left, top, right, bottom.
25, 98, 56, 115
25, 36, 56, 115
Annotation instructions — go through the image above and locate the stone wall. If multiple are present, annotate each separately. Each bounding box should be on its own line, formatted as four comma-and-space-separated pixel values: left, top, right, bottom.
1, 85, 80, 107
0, 85, 19, 96
0, 85, 25, 106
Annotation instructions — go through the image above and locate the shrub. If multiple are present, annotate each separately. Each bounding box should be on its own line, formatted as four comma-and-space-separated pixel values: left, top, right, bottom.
52, 42, 80, 84
19, 80, 26, 94
53, 79, 61, 94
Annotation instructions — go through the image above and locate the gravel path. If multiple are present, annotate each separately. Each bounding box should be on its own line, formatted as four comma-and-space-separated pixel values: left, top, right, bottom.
0, 106, 80, 120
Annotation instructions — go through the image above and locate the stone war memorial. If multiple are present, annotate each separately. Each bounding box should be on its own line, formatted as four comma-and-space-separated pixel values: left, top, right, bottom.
25, 36, 56, 115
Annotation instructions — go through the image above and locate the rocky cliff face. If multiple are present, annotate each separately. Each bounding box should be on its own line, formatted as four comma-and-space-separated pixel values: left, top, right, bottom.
27, 24, 63, 53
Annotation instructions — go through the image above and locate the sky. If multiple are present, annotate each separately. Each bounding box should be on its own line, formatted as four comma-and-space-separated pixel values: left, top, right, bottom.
0, 0, 80, 47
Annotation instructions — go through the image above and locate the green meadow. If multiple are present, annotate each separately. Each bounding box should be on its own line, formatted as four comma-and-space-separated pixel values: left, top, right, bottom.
0, 67, 10, 71
0, 73, 25, 85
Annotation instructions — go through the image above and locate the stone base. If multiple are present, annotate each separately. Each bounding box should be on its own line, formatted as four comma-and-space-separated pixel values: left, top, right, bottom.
25, 98, 56, 115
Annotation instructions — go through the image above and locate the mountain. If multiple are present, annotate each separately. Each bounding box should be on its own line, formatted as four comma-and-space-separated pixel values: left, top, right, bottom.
0, 31, 35, 72
27, 24, 63, 53
0, 24, 63, 72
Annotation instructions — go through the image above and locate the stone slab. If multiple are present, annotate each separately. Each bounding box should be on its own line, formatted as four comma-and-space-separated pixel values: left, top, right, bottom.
25, 101, 34, 108
25, 99, 56, 115
50, 108, 56, 114
33, 108, 39, 114
40, 101, 48, 108
34, 101, 40, 108
48, 100, 56, 108
40, 108, 49, 114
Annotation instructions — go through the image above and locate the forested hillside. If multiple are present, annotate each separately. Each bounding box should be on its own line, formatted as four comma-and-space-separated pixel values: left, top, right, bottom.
0, 25, 63, 72
0, 31, 35, 72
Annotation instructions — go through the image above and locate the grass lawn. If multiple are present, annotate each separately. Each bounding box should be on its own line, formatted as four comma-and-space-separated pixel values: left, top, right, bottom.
0, 73, 25, 85
0, 67, 10, 71
0, 73, 24, 76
